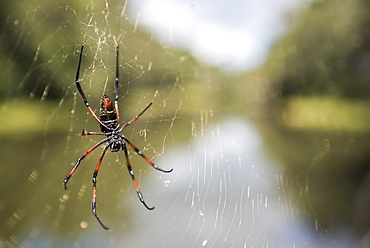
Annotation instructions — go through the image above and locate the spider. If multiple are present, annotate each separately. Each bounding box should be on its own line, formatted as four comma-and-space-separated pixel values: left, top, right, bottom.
63, 46, 173, 230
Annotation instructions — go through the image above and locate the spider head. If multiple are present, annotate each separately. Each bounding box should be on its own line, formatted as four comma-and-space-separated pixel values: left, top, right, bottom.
110, 142, 121, 152
109, 136, 123, 152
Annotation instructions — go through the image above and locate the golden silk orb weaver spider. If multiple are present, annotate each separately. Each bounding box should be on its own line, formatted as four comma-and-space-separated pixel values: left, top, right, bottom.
63, 46, 173, 230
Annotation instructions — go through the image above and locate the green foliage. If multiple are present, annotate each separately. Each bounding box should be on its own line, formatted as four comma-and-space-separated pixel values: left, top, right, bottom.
0, 0, 197, 102
264, 0, 370, 98
250, 0, 370, 236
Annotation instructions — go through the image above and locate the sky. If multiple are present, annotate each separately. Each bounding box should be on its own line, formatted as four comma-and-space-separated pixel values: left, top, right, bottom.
128, 0, 311, 72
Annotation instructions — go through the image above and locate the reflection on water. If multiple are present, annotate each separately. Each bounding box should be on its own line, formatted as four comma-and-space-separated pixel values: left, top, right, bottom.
0, 115, 356, 247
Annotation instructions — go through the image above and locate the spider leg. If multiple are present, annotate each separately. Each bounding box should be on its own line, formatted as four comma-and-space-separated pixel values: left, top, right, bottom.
81, 129, 108, 136
75, 46, 112, 131
92, 143, 111, 230
123, 144, 154, 210
118, 102, 153, 132
122, 136, 173, 173
114, 46, 120, 124
63, 137, 110, 190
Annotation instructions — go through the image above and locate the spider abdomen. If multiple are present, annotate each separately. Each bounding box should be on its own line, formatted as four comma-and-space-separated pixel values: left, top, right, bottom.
100, 95, 118, 132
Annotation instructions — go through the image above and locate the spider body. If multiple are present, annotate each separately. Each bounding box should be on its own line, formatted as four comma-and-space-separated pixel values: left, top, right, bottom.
108, 133, 124, 152
100, 95, 118, 132
63, 46, 172, 230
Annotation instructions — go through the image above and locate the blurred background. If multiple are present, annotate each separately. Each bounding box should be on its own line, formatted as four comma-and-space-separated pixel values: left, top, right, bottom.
0, 0, 369, 247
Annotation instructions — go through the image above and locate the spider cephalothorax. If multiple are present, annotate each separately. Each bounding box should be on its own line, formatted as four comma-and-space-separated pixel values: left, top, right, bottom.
63, 46, 173, 230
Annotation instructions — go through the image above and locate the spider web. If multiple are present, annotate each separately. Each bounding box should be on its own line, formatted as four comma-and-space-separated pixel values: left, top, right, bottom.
0, 0, 365, 247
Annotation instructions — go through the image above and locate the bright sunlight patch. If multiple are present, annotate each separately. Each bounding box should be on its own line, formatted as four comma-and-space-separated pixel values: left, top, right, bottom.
280, 96, 370, 132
